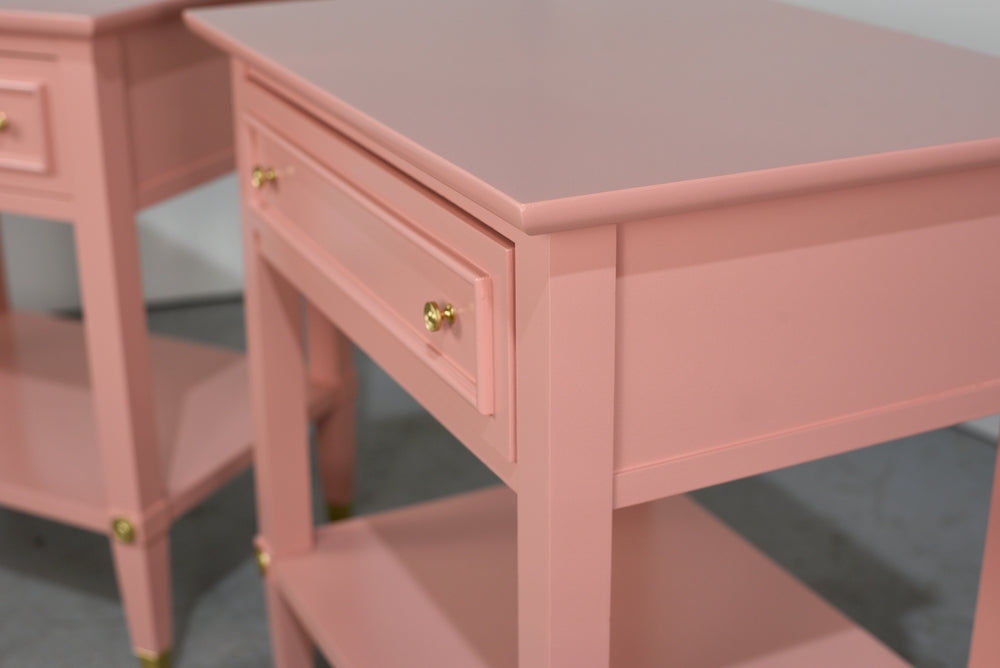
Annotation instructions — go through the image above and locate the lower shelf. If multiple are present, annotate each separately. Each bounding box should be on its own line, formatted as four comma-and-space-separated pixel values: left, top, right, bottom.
0, 311, 255, 531
275, 486, 911, 668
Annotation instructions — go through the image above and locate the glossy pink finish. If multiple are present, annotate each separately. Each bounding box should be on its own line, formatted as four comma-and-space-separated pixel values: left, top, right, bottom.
0, 216, 7, 316
251, 116, 501, 416
514, 226, 617, 665
972, 439, 1000, 667
0, 3, 340, 661
614, 170, 1000, 503
0, 0, 268, 37
240, 74, 517, 470
121, 19, 234, 208
189, 0, 1000, 235
0, 48, 68, 197
187, 1, 1000, 666
0, 312, 251, 529
273, 486, 908, 667
306, 304, 358, 513
0, 77, 50, 173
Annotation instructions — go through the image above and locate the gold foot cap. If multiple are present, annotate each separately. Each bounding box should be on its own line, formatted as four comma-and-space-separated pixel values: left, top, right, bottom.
136, 648, 171, 668
111, 516, 136, 543
255, 545, 271, 577
327, 502, 353, 522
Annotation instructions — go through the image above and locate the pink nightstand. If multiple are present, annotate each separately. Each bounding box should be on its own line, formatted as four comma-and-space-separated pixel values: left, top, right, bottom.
0, 2, 349, 666
188, 1, 1000, 666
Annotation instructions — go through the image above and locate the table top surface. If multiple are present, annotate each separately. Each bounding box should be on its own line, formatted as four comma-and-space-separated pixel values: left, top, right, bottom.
0, 0, 256, 36
188, 0, 1000, 232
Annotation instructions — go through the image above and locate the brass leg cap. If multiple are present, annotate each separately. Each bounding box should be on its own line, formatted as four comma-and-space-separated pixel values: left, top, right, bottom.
137, 648, 171, 668
254, 545, 271, 577
327, 502, 353, 522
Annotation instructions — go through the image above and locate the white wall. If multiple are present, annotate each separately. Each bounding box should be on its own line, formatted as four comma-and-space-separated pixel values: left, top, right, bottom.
2, 1, 998, 436
2, 174, 243, 312
782, 0, 1000, 58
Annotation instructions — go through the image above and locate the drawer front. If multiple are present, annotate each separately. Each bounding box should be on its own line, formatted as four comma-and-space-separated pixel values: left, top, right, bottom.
247, 117, 510, 421
0, 52, 65, 198
0, 68, 53, 175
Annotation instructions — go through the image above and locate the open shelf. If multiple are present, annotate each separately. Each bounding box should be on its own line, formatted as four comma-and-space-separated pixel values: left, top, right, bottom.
0, 310, 257, 531
274, 486, 911, 668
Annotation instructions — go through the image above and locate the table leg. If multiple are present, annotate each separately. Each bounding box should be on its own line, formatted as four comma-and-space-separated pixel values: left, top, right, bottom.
67, 37, 173, 665
244, 222, 314, 554
264, 577, 314, 667
306, 304, 357, 522
235, 60, 315, 664
112, 536, 173, 668
515, 227, 617, 667
0, 213, 8, 314
244, 218, 315, 666
969, 439, 1000, 667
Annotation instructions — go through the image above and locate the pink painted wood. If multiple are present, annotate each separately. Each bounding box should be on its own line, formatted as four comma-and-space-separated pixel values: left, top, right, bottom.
0, 312, 252, 530
272, 487, 909, 667
0, 3, 345, 664
970, 434, 1000, 668
185, 0, 1000, 234
514, 226, 617, 666
239, 76, 517, 476
250, 116, 500, 415
186, 1, 1000, 666
0, 76, 51, 173
307, 303, 357, 516
0, 0, 270, 37
0, 214, 8, 315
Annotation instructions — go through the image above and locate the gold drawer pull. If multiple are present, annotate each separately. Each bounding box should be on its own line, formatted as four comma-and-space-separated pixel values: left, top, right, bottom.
424, 301, 455, 332
0, 112, 9, 131
250, 165, 277, 189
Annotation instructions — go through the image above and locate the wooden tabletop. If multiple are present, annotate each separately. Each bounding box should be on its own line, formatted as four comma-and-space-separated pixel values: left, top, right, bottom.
0, 0, 259, 37
187, 0, 1000, 233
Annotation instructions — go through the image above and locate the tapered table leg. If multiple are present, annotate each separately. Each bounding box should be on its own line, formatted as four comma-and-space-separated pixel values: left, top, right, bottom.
969, 440, 1000, 667
307, 304, 357, 521
0, 213, 9, 315
67, 37, 172, 664
244, 214, 315, 666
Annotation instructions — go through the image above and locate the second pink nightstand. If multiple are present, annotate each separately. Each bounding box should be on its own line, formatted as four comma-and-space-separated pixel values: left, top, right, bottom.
0, 2, 353, 665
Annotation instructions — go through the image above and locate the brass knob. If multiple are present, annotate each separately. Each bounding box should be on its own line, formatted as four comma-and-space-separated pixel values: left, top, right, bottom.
0, 112, 8, 131
424, 301, 455, 332
250, 165, 277, 189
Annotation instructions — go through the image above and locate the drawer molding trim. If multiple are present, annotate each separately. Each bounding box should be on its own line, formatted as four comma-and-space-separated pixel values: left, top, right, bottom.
0, 78, 53, 174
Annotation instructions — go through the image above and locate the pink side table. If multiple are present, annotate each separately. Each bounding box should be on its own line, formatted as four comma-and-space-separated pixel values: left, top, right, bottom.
0, 2, 352, 666
189, 1, 1000, 666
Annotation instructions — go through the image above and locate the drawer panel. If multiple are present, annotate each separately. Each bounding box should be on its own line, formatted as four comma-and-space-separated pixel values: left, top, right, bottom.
248, 119, 506, 417
0, 71, 53, 175
0, 52, 66, 199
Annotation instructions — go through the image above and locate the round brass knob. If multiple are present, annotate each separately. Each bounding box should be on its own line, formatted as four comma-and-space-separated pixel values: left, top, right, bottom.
0, 112, 9, 132
250, 165, 277, 189
424, 301, 455, 332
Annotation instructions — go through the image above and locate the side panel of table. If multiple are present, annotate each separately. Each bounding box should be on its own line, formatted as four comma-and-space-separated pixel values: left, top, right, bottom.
615, 165, 1000, 506
123, 17, 233, 208
0, 18, 233, 220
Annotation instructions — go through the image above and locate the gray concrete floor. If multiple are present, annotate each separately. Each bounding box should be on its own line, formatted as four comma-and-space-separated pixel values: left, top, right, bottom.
0, 300, 994, 667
